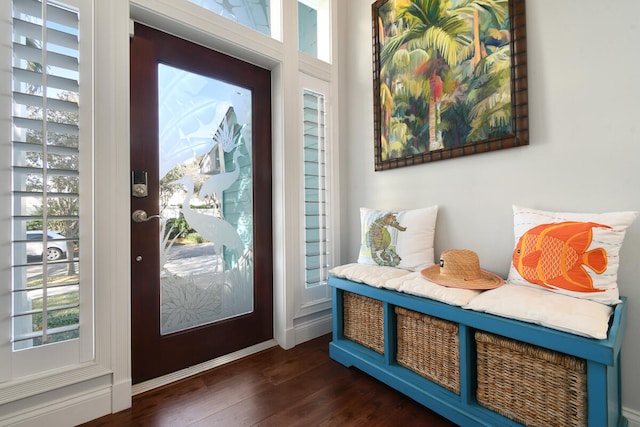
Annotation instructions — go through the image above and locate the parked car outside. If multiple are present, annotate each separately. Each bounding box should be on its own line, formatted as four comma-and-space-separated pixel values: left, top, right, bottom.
26, 230, 68, 261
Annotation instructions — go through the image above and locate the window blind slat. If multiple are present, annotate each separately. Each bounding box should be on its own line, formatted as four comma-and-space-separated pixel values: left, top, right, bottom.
12, 141, 79, 157
45, 2, 80, 29
13, 299, 79, 317
13, 12, 78, 42
13, 43, 79, 73
13, 116, 79, 135
14, 0, 80, 26
11, 280, 80, 293
13, 68, 79, 93
12, 190, 79, 198
13, 17, 78, 50
12, 324, 79, 344
12, 18, 42, 41
13, 215, 79, 222
12, 165, 79, 177
13, 91, 79, 113
12, 0, 44, 20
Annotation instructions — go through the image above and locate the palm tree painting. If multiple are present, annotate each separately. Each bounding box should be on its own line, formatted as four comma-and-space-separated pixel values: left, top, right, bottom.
373, 0, 529, 170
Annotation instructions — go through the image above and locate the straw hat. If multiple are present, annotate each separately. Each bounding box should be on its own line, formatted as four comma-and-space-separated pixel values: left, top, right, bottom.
421, 249, 504, 290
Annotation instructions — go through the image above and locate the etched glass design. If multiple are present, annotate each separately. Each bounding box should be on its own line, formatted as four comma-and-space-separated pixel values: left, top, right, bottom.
158, 64, 253, 335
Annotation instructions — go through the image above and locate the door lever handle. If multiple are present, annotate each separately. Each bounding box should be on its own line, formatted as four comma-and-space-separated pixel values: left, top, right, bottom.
132, 209, 161, 223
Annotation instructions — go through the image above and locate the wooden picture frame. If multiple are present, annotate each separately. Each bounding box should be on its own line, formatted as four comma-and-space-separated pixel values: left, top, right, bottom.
372, 0, 528, 171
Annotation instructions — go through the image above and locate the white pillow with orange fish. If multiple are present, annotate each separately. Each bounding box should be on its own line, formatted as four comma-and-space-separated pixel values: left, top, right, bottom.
507, 205, 638, 305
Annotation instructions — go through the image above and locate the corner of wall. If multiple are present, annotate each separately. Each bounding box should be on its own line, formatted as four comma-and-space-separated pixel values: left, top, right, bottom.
625, 407, 640, 427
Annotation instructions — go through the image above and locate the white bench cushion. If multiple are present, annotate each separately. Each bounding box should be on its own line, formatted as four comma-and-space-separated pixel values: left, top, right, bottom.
465, 283, 613, 339
330, 263, 480, 306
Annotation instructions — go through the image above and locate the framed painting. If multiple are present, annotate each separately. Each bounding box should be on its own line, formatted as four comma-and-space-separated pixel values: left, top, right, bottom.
372, 0, 528, 171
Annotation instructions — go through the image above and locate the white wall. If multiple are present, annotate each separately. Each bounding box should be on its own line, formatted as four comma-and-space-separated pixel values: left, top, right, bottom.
340, 0, 640, 422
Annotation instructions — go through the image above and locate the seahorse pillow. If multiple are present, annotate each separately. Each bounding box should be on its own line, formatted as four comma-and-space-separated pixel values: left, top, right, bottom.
357, 206, 438, 271
507, 205, 637, 305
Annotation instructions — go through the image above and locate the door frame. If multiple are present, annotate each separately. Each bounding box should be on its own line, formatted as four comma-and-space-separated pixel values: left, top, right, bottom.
126, 1, 310, 388
130, 23, 273, 384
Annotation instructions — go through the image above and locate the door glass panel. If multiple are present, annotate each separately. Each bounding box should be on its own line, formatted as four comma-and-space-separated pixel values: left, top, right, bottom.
158, 64, 253, 335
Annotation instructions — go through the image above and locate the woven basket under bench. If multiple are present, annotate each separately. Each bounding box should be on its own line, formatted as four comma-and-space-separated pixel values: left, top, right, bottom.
396, 307, 460, 394
342, 291, 385, 354
476, 330, 587, 427
342, 292, 461, 394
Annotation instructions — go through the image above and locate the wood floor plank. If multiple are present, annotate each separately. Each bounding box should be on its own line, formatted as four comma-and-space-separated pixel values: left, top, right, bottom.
253, 364, 369, 427
79, 334, 457, 427
191, 359, 354, 426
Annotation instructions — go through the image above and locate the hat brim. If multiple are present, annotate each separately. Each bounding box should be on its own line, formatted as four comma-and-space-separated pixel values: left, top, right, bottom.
420, 265, 504, 290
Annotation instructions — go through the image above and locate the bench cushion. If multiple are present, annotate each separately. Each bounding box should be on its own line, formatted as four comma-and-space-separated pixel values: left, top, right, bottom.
465, 283, 613, 339
330, 263, 412, 288
388, 271, 481, 306
330, 263, 480, 306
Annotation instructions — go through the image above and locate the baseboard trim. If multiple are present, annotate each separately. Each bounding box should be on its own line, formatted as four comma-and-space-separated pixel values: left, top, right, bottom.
131, 339, 278, 396
111, 378, 132, 413
294, 313, 332, 345
0, 387, 111, 427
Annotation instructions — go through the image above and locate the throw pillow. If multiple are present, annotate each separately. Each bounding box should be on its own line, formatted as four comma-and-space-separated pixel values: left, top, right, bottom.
357, 206, 438, 271
508, 205, 637, 305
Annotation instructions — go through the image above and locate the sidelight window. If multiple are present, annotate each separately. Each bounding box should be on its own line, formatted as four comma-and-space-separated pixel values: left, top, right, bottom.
6, 0, 92, 369
300, 74, 333, 306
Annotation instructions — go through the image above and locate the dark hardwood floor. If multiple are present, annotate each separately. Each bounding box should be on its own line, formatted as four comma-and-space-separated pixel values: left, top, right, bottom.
80, 334, 457, 426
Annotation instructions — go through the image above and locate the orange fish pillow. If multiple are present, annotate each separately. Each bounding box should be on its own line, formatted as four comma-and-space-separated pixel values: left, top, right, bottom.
508, 206, 637, 305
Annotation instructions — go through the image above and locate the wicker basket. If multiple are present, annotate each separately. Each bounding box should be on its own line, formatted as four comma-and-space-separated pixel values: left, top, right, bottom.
342, 292, 384, 354
395, 307, 460, 394
475, 331, 587, 427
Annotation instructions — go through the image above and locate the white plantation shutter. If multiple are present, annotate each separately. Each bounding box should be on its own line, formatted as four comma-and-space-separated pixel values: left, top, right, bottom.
302, 88, 329, 289
11, 0, 81, 350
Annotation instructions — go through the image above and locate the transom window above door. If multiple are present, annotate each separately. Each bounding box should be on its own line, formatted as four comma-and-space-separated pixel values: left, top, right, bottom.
188, 0, 271, 36
186, 0, 331, 63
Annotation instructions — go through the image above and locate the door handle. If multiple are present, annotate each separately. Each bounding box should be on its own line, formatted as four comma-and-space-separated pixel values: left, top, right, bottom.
132, 209, 161, 223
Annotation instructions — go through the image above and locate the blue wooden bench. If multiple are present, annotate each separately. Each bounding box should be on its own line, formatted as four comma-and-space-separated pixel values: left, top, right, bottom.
329, 276, 628, 427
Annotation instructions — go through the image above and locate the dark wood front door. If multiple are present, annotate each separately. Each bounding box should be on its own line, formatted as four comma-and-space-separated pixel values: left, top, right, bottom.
130, 23, 273, 384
